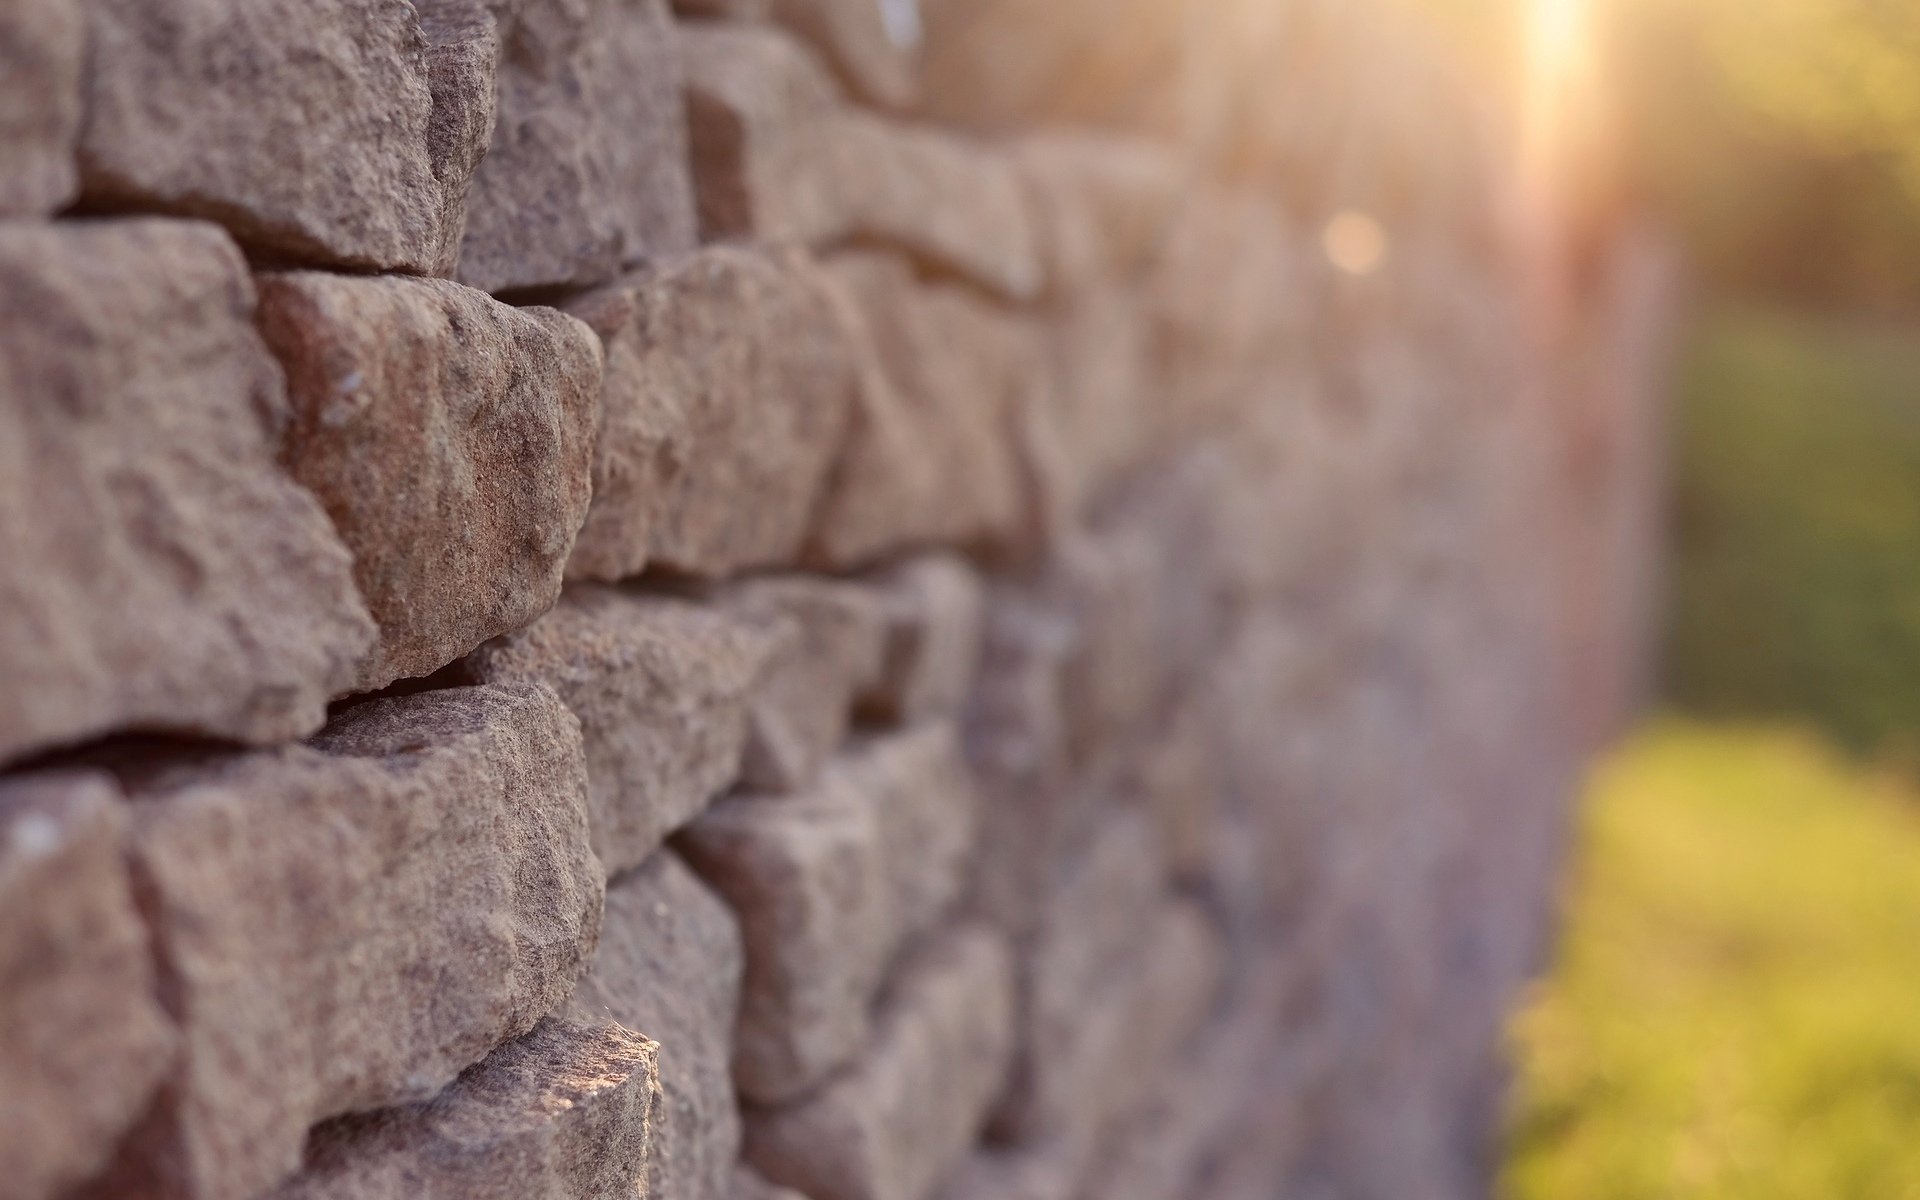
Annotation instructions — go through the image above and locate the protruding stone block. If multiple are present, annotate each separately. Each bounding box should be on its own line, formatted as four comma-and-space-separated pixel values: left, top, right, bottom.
0, 0, 83, 215
0, 219, 374, 767
0, 773, 177, 1200
79, 0, 489, 272
744, 925, 1016, 1200
858, 555, 986, 724
1013, 133, 1188, 296
735, 1163, 811, 1200
259, 272, 601, 693
566, 853, 745, 1200
94, 684, 602, 1200
457, 0, 697, 293
681, 24, 1040, 300
806, 253, 1032, 568
563, 246, 857, 583
679, 724, 978, 1104
677, 0, 921, 107
469, 586, 779, 876
272, 1017, 660, 1200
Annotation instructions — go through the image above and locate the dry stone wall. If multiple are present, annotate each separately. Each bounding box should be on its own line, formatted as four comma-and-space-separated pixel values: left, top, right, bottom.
0, 2, 1666, 1199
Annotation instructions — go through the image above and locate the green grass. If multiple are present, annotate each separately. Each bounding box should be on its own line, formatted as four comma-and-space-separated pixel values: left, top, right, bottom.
1502, 721, 1920, 1199
1668, 307, 1920, 752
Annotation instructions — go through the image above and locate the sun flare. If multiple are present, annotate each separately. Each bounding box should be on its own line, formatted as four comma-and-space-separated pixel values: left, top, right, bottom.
1521, 0, 1600, 194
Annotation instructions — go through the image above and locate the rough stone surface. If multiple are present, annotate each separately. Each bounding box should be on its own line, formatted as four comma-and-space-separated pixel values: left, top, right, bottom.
735, 1162, 812, 1200
564, 246, 858, 583
90, 684, 602, 1200
0, 772, 177, 1200
469, 586, 778, 877
1013, 133, 1188, 296
271, 1017, 660, 1200
744, 925, 1016, 1200
681, 23, 1040, 300
858, 555, 987, 724
78, 0, 485, 272
679, 0, 921, 107
259, 272, 601, 693
0, 219, 375, 767
566, 853, 745, 1200
457, 0, 697, 293
806, 253, 1033, 568
679, 724, 978, 1104
0, 0, 83, 215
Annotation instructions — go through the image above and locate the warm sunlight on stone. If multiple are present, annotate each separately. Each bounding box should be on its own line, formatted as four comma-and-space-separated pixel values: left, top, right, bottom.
1322, 211, 1389, 276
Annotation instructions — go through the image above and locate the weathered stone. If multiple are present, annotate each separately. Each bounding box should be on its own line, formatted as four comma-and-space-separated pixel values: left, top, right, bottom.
936, 1136, 1088, 1200
79, 0, 489, 272
744, 925, 1016, 1200
272, 1017, 660, 1200
806, 253, 1032, 568
259, 272, 601, 693
90, 684, 602, 1200
0, 219, 374, 767
1013, 133, 1187, 296
858, 555, 986, 724
1121, 698, 1222, 884
723, 576, 888, 792
735, 1162, 811, 1200
0, 0, 82, 215
679, 724, 978, 1104
418, 2, 505, 278
0, 773, 177, 1200
678, 0, 920, 107
1036, 289, 1157, 516
458, 0, 697, 293
563, 246, 858, 583
681, 24, 1041, 300
566, 853, 744, 1200
469, 586, 778, 877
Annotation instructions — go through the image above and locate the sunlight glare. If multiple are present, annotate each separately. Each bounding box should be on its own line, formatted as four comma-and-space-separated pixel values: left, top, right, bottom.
1521, 0, 1598, 196
1323, 211, 1389, 277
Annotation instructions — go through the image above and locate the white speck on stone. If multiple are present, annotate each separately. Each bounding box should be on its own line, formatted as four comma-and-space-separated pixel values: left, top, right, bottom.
9, 813, 65, 862
880, 0, 922, 51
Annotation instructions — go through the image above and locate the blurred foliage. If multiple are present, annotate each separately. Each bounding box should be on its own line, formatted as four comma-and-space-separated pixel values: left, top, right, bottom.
1667, 306, 1920, 752
1503, 721, 1920, 1199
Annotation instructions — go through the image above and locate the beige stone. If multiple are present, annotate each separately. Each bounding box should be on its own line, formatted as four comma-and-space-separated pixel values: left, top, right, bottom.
1013, 133, 1188, 296
735, 1162, 811, 1200
744, 925, 1016, 1200
679, 0, 920, 107
79, 0, 488, 272
566, 853, 745, 1200
469, 586, 778, 877
806, 253, 1033, 568
259, 272, 600, 693
0, 219, 374, 767
0, 773, 177, 1200
272, 1017, 660, 1200
936, 1137, 1088, 1200
564, 247, 858, 583
90, 684, 602, 1200
457, 0, 697, 293
858, 554, 986, 725
681, 24, 1040, 300
679, 724, 978, 1104
0, 0, 82, 214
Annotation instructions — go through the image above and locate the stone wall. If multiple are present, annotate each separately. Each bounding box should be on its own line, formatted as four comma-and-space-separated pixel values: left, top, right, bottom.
0, 2, 1667, 1199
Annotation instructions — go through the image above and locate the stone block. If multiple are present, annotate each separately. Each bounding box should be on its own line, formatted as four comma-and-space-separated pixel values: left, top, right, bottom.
1013, 133, 1188, 297
681, 23, 1039, 300
457, 0, 697, 293
0, 219, 374, 767
744, 925, 1016, 1200
566, 853, 745, 1200
258, 272, 600, 693
0, 0, 82, 215
735, 1162, 811, 1200
469, 586, 779, 876
0, 773, 177, 1200
679, 724, 978, 1104
271, 1017, 660, 1200
79, 0, 490, 272
935, 1136, 1088, 1200
805, 253, 1032, 568
563, 246, 858, 583
857, 555, 986, 725
89, 684, 602, 1200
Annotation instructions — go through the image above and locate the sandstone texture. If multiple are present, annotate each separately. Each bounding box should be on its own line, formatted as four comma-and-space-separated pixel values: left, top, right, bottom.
0, 773, 177, 1200
458, 0, 697, 293
0, 219, 374, 767
469, 586, 776, 876
259, 271, 601, 692
0, 0, 83, 215
858, 555, 987, 724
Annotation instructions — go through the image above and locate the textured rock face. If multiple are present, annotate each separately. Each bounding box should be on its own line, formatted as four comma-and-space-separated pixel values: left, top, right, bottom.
744, 925, 1017, 1200
563, 246, 858, 583
97, 685, 602, 1200
0, 773, 177, 1200
469, 586, 776, 876
859, 555, 987, 724
0, 220, 374, 767
78, 0, 487, 272
0, 0, 83, 215
258, 272, 601, 692
457, 0, 697, 293
678, 0, 923, 107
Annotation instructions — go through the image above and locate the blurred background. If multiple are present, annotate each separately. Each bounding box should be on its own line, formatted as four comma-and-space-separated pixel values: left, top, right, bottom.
1399, 0, 1920, 1193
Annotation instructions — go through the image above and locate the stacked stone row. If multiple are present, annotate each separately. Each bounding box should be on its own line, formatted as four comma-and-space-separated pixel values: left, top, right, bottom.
0, 1, 1661, 1199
